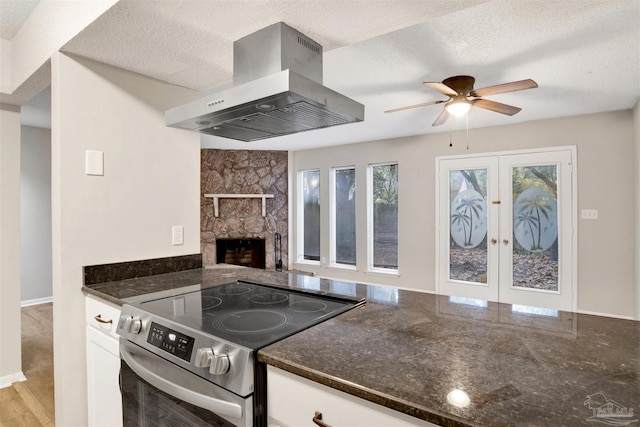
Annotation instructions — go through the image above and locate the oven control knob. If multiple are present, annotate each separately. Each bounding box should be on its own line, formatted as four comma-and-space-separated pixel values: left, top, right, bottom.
118, 315, 133, 332
209, 353, 230, 375
194, 348, 213, 368
118, 315, 142, 334
128, 318, 142, 334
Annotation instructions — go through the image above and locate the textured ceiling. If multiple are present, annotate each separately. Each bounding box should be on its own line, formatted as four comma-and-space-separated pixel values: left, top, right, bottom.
61, 0, 488, 92
0, 0, 40, 39
4, 0, 640, 150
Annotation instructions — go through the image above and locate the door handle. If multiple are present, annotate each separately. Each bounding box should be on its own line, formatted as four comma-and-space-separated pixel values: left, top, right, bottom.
94, 314, 113, 324
313, 411, 332, 427
491, 238, 497, 245
503, 239, 509, 245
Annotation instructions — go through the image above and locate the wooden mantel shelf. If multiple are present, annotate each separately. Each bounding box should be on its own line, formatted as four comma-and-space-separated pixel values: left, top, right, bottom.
204, 193, 274, 217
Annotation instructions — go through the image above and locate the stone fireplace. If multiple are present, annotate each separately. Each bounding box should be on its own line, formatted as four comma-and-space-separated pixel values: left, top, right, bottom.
201, 150, 288, 270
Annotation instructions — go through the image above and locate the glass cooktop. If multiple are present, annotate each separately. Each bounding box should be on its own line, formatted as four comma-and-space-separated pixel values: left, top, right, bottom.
138, 281, 358, 350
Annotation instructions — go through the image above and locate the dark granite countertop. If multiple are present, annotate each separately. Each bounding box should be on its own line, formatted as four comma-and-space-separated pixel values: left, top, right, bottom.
84, 268, 640, 427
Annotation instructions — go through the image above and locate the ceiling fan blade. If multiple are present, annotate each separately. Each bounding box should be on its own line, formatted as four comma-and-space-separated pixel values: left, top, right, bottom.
384, 100, 445, 113
423, 82, 458, 97
470, 79, 538, 97
432, 108, 450, 126
472, 99, 522, 116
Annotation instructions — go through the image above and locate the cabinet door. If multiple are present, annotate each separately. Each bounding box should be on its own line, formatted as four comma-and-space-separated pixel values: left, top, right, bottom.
86, 296, 123, 427
267, 366, 437, 427
86, 326, 122, 427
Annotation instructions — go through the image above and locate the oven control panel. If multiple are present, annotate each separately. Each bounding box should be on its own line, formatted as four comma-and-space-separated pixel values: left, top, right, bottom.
146, 322, 195, 362
118, 303, 257, 397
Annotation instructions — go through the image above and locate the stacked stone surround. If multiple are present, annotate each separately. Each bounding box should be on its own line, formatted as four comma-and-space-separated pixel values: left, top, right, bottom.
201, 149, 288, 269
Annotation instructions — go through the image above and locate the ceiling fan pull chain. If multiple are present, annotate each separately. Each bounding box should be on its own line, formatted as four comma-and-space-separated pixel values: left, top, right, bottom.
449, 119, 454, 147
466, 114, 470, 150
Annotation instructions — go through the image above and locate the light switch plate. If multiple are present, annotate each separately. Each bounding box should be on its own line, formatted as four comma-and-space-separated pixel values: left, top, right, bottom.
581, 209, 599, 220
85, 150, 104, 176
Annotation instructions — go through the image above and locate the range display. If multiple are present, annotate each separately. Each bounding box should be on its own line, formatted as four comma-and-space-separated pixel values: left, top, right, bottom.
146, 322, 195, 361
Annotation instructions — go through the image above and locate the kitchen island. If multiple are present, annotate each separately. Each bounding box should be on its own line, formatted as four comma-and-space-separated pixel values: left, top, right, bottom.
84, 267, 640, 427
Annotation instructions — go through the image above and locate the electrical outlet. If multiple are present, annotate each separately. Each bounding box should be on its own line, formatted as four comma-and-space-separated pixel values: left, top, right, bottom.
172, 226, 184, 245
581, 209, 599, 220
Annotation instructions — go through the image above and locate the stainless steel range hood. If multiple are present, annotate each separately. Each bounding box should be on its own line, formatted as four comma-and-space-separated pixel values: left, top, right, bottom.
165, 22, 365, 142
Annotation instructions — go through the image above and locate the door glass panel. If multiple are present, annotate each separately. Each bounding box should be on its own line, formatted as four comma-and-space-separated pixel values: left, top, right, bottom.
512, 165, 559, 291
449, 169, 488, 283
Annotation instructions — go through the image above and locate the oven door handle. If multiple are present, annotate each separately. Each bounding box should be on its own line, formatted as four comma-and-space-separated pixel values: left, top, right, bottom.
120, 344, 243, 419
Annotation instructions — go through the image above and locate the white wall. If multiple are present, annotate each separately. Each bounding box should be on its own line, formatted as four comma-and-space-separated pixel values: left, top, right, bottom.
51, 52, 200, 426
292, 110, 636, 319
20, 125, 52, 304
0, 104, 24, 387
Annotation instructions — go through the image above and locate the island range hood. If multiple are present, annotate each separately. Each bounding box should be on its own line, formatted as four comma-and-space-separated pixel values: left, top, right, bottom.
165, 22, 365, 142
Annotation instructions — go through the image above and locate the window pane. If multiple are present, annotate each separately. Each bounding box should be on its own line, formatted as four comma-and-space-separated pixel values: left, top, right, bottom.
372, 164, 398, 269
512, 165, 558, 291
449, 169, 488, 283
302, 170, 320, 261
334, 168, 356, 265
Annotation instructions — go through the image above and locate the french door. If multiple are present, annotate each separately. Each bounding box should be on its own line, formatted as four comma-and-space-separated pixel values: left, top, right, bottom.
437, 147, 576, 311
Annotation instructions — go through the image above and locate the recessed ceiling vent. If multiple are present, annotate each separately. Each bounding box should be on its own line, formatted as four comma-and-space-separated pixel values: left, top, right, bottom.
165, 22, 365, 142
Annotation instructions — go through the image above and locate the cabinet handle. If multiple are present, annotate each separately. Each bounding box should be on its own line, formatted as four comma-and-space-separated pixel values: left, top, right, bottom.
94, 314, 113, 324
312, 411, 332, 427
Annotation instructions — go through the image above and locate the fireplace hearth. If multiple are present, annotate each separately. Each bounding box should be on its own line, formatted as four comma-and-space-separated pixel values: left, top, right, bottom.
216, 238, 266, 269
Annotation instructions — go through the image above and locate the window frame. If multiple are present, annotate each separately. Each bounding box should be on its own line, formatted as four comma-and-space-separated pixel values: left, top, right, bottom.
366, 162, 399, 275
330, 166, 357, 270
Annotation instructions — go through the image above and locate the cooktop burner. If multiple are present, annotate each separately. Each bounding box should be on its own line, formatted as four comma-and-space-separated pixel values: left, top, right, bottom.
137, 281, 356, 349
249, 292, 288, 304
213, 310, 291, 334
201, 296, 223, 310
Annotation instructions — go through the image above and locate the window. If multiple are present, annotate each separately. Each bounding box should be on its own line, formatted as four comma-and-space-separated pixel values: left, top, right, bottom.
367, 163, 398, 272
331, 167, 356, 267
298, 170, 320, 262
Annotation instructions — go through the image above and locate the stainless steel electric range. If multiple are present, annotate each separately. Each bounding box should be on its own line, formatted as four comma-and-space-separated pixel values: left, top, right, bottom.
117, 280, 364, 427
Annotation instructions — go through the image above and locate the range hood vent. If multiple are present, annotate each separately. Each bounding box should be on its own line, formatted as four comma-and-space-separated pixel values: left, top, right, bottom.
165, 22, 364, 142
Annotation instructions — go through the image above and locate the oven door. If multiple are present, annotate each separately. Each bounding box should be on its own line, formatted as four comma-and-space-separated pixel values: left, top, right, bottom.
119, 339, 252, 427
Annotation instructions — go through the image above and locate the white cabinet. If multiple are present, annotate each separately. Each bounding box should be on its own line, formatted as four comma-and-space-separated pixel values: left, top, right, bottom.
267, 366, 439, 427
85, 295, 123, 427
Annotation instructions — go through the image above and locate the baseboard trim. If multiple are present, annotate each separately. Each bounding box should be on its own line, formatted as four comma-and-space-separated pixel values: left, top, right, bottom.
577, 309, 636, 321
21, 296, 53, 307
0, 371, 27, 389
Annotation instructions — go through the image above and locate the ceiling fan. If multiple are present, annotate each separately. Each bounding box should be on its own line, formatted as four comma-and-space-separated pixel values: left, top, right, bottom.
385, 75, 538, 126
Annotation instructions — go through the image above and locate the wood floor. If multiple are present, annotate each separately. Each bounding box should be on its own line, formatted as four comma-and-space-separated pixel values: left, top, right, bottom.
0, 303, 55, 427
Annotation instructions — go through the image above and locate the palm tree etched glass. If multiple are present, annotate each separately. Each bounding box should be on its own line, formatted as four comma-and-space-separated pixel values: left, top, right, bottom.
512, 166, 559, 291
449, 169, 488, 283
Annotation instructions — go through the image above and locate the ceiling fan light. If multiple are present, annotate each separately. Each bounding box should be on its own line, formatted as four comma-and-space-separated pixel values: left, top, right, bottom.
446, 99, 471, 117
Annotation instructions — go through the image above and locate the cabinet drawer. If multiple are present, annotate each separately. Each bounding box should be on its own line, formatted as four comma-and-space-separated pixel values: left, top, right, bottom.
267, 366, 438, 427
85, 295, 121, 339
